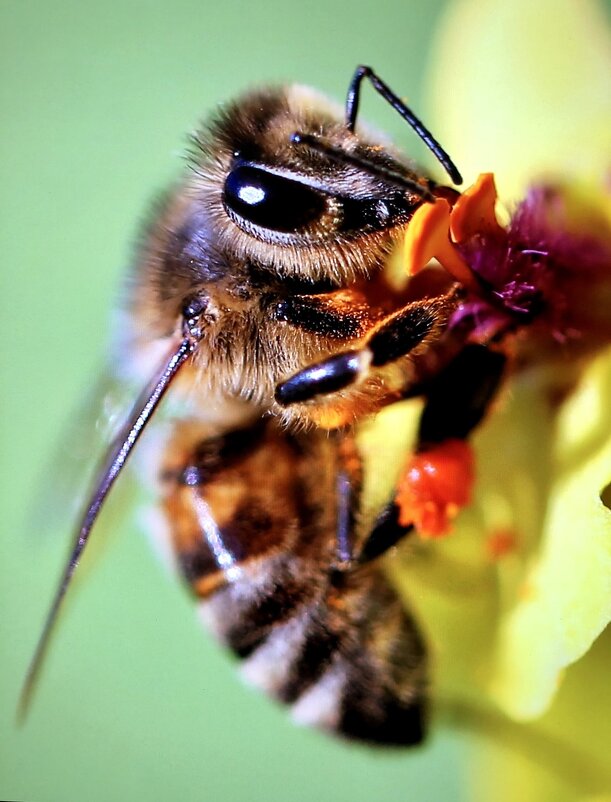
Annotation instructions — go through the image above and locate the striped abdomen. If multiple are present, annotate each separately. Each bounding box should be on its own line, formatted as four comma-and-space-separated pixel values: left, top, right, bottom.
159, 418, 427, 746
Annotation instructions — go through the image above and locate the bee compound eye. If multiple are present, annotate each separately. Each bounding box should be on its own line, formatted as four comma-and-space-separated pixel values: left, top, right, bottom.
223, 164, 327, 233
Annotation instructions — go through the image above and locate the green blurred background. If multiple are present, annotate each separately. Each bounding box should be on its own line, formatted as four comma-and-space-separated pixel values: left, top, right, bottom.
1, 3, 608, 802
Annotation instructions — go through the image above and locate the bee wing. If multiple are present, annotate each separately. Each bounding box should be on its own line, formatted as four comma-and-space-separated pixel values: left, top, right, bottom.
29, 366, 143, 538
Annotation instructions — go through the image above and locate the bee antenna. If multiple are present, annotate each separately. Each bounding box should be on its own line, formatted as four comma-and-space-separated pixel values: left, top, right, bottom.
345, 65, 463, 186
290, 132, 435, 203
18, 332, 199, 721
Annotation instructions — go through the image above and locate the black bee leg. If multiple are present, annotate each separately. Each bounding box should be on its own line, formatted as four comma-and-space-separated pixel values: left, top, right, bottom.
358, 502, 414, 564
332, 468, 413, 569
345, 65, 462, 185
275, 295, 452, 406
343, 345, 507, 565
414, 344, 507, 447
330, 432, 407, 573
332, 433, 363, 570
335, 471, 354, 566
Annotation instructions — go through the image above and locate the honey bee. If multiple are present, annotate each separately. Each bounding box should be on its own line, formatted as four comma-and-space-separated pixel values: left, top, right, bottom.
24, 65, 575, 746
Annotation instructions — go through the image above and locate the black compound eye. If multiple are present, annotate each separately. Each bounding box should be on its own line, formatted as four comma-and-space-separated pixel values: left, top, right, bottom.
223, 164, 327, 233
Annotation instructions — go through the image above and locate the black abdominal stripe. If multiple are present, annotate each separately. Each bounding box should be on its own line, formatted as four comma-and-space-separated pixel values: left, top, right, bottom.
195, 557, 427, 746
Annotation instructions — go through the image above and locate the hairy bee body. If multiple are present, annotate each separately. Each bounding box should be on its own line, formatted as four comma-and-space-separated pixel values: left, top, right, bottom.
159, 418, 426, 744
120, 84, 444, 744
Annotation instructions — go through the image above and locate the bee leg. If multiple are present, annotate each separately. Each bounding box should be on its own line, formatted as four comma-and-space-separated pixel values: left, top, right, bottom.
357, 502, 415, 564
332, 432, 363, 569
332, 432, 414, 569
329, 432, 409, 573
275, 294, 453, 406
415, 343, 507, 447
393, 344, 508, 537
334, 471, 354, 566
354, 345, 507, 560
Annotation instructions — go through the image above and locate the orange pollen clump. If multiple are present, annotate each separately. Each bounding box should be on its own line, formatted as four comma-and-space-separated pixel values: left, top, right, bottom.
395, 439, 475, 538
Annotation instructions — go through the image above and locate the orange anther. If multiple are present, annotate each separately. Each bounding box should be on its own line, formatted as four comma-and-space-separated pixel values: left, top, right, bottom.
404, 198, 451, 274
404, 198, 479, 291
450, 172, 505, 243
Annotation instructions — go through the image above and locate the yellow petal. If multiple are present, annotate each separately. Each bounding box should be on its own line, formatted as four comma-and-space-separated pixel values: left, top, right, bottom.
490, 352, 611, 718
427, 0, 611, 201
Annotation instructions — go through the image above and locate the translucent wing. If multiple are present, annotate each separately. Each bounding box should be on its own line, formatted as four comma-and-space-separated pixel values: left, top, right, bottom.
29, 365, 143, 539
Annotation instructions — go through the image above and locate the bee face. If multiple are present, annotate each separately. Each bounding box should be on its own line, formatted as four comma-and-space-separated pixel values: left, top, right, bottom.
126, 84, 433, 410
214, 86, 424, 249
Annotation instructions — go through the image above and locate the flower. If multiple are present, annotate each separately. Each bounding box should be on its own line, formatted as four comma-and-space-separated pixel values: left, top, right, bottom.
377, 0, 611, 797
